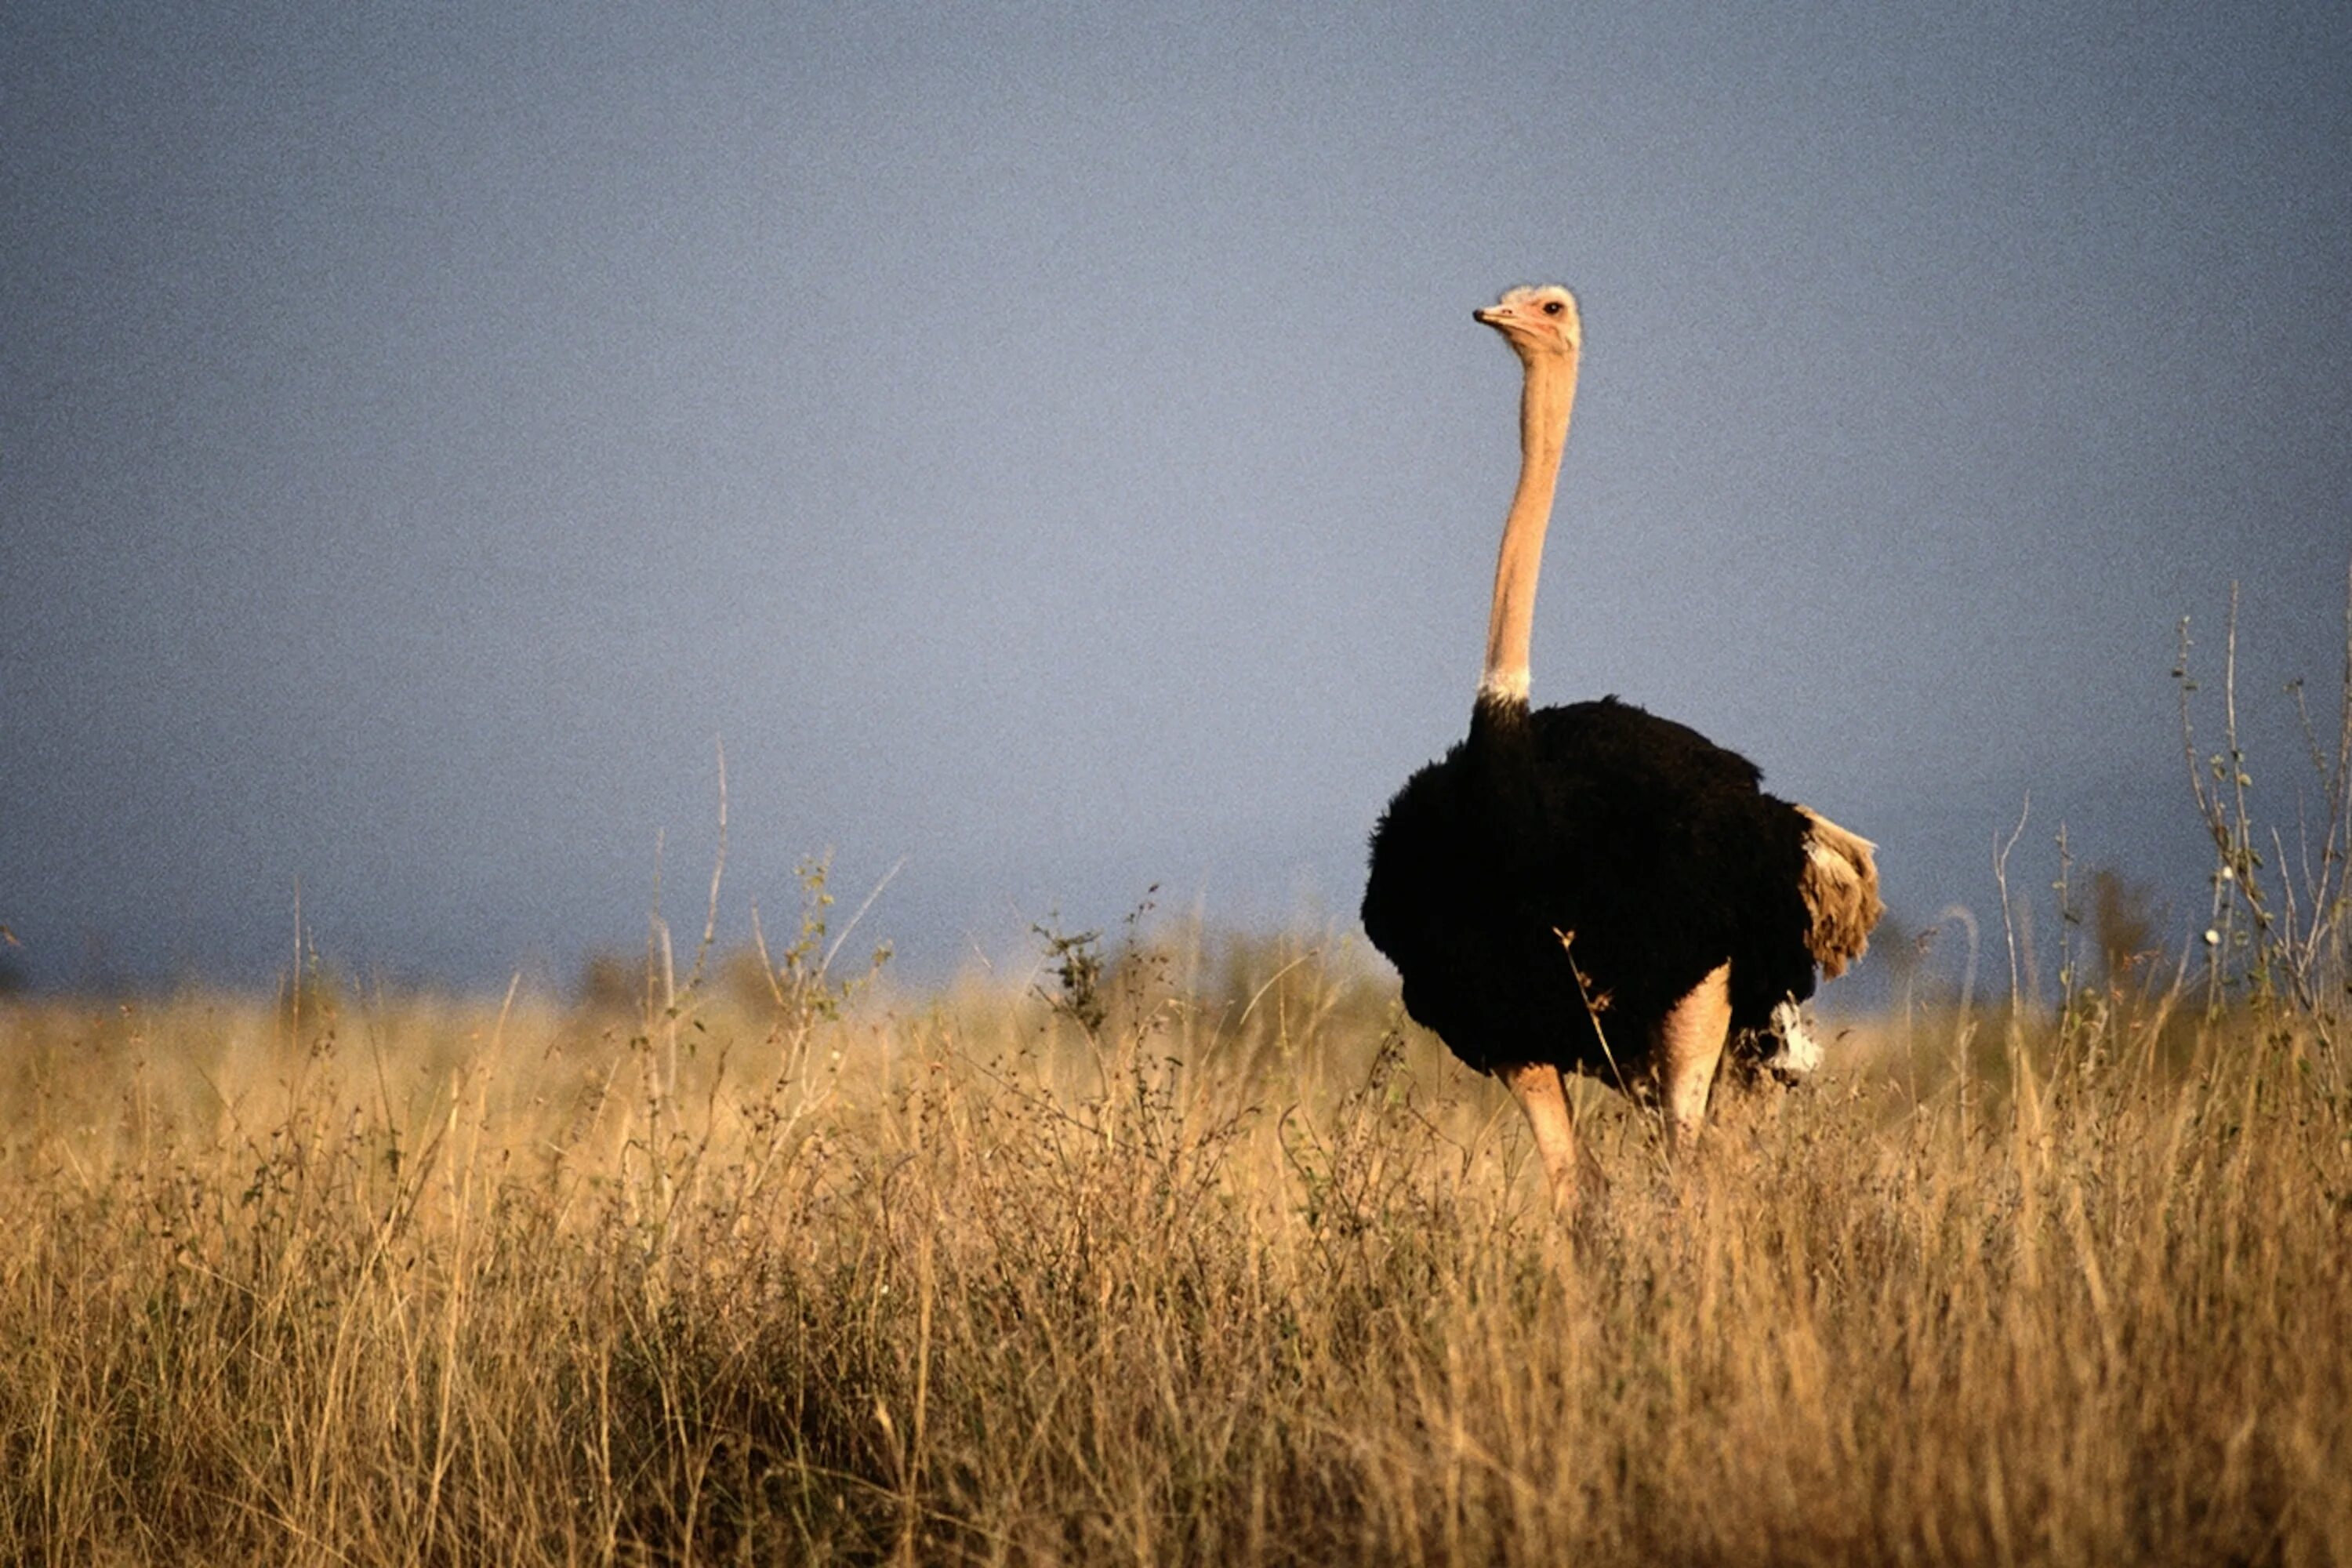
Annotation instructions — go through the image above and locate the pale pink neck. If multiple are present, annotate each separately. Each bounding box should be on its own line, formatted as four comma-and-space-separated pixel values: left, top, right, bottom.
1479, 348, 1578, 705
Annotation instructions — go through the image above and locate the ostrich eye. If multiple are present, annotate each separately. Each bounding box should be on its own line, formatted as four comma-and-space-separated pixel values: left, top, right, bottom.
1542, 300, 1563, 316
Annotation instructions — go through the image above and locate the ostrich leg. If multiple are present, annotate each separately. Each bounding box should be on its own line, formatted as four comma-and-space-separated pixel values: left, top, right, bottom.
1653, 962, 1733, 1149
1499, 1061, 1584, 1213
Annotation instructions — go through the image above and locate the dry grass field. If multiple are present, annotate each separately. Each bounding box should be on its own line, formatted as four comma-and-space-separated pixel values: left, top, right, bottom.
0, 895, 2346, 1566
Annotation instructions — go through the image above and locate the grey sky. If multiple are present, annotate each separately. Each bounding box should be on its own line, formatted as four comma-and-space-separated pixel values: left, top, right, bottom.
5, 2, 2348, 993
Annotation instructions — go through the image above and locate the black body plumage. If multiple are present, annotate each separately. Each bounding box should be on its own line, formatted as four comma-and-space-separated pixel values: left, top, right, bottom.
1361, 694, 1819, 1080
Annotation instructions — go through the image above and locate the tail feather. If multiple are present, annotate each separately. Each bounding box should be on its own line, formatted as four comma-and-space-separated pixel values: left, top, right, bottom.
1795, 807, 1882, 978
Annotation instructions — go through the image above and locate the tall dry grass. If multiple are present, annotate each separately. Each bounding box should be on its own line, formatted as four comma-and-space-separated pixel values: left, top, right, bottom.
0, 910, 2345, 1566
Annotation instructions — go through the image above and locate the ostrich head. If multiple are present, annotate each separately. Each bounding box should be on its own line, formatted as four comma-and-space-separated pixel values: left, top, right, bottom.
1474, 284, 1581, 361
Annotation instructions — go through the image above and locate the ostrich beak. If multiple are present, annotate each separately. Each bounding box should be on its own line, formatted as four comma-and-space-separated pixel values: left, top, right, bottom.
1473, 305, 1512, 326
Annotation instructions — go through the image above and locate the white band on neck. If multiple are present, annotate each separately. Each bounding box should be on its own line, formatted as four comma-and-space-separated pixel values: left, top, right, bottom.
1478, 670, 1530, 704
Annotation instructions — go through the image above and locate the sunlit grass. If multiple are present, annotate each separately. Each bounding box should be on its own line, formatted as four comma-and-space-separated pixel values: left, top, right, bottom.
1, 912, 2346, 1566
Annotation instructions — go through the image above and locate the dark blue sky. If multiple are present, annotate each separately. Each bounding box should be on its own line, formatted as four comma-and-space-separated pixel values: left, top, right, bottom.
5, 2, 2348, 994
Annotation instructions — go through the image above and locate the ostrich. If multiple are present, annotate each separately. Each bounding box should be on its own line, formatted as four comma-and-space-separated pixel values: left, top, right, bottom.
1360, 284, 1882, 1212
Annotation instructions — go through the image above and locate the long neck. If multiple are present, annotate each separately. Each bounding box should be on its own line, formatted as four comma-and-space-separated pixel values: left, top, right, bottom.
1477, 347, 1578, 708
